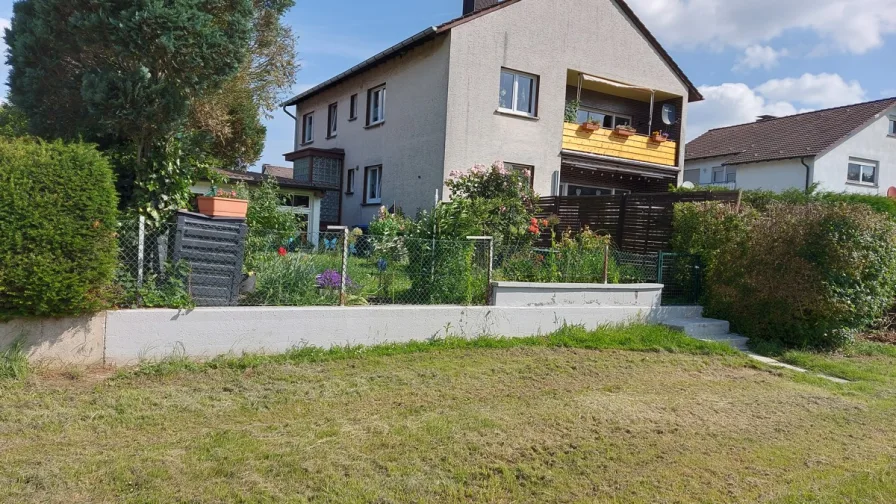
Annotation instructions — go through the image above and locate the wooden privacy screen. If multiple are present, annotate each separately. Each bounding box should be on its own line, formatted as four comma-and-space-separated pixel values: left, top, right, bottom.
536, 191, 741, 254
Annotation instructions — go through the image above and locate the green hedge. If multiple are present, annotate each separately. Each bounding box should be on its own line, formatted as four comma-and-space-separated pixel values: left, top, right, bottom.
0, 139, 118, 317
703, 203, 896, 348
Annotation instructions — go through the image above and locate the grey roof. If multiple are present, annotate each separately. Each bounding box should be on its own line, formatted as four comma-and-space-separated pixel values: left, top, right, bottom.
282, 0, 702, 107
686, 97, 896, 165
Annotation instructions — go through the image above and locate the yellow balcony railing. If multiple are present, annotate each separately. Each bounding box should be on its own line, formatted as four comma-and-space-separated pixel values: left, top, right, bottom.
561, 122, 678, 167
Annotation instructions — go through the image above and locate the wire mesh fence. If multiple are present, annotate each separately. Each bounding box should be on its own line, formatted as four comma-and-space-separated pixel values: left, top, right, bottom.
114, 218, 703, 308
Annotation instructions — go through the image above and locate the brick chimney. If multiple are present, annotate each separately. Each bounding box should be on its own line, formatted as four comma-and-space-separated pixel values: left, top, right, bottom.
463, 0, 503, 15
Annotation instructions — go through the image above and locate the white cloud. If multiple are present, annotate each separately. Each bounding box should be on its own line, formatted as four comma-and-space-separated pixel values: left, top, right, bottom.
733, 45, 788, 71
687, 73, 866, 139
627, 0, 896, 54
755, 73, 866, 108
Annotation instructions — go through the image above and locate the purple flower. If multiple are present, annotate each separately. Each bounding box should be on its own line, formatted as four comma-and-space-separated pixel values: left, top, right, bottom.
316, 269, 354, 289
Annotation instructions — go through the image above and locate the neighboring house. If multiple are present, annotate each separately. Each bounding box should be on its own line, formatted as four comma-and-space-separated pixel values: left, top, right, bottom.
685, 98, 896, 194
281, 0, 702, 227
191, 165, 328, 238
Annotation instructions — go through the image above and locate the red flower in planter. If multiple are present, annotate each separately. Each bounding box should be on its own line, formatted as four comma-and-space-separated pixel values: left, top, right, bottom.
278, 247, 288, 257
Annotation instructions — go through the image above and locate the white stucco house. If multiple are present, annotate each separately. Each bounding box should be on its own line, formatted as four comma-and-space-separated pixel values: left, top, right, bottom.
684, 98, 896, 194
280, 0, 703, 227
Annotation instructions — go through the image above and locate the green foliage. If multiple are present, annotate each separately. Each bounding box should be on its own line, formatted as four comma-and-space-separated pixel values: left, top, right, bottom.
564, 100, 580, 123
236, 178, 301, 270
708, 203, 896, 348
0, 104, 28, 138
368, 206, 412, 263
6, 0, 255, 220
445, 161, 540, 245
0, 338, 30, 381
497, 229, 623, 283
671, 202, 757, 271
405, 204, 481, 305
243, 252, 323, 306
0, 138, 118, 317
114, 262, 194, 310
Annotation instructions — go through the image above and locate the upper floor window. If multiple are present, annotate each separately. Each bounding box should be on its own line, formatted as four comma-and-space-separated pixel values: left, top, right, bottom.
349, 94, 358, 121
889, 117, 896, 136
576, 108, 631, 128
302, 112, 314, 144
847, 159, 878, 185
367, 85, 386, 126
499, 69, 538, 117
327, 103, 338, 138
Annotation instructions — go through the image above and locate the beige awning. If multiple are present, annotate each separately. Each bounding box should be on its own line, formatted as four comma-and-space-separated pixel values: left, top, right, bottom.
581, 73, 654, 93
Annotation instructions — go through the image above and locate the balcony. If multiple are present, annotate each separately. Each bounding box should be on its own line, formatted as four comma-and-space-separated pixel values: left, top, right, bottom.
561, 70, 682, 169
561, 123, 678, 167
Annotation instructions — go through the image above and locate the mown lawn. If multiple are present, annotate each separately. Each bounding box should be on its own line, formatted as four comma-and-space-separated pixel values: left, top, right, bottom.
2, 325, 896, 503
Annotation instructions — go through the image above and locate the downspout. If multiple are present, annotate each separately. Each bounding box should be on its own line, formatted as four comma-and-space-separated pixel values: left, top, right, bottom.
800, 157, 811, 192
282, 104, 297, 121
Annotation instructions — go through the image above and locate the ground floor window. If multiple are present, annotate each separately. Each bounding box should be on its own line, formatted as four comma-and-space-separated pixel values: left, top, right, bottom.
364, 165, 382, 204
560, 183, 630, 196
506, 162, 534, 188
847, 159, 877, 185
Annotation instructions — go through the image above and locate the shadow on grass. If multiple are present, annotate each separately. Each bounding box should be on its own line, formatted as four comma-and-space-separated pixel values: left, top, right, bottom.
127, 323, 740, 378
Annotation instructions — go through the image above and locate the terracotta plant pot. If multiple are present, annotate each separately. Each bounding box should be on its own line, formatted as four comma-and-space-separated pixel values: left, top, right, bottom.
581, 122, 601, 132
650, 134, 668, 143
614, 126, 637, 137
197, 196, 249, 218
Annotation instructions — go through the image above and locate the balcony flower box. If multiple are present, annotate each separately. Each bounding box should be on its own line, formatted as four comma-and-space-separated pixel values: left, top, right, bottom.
650, 131, 669, 143
197, 191, 248, 218
581, 121, 601, 132
614, 125, 637, 137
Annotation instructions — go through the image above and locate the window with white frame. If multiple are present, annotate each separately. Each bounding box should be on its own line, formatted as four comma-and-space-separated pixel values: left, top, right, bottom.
301, 112, 314, 144
346, 167, 355, 195
575, 108, 632, 128
560, 183, 630, 196
711, 166, 725, 183
683, 169, 700, 185
889, 117, 896, 136
847, 159, 878, 185
367, 85, 386, 125
498, 69, 538, 117
327, 103, 338, 137
364, 165, 382, 204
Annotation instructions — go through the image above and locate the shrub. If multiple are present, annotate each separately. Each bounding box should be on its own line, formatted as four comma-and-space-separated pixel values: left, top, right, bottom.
368, 206, 411, 263
497, 228, 622, 283
671, 202, 756, 270
0, 138, 118, 317
237, 178, 302, 270
708, 203, 896, 348
446, 161, 539, 246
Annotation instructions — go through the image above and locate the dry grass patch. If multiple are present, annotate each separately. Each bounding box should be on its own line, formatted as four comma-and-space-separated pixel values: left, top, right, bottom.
1, 325, 895, 503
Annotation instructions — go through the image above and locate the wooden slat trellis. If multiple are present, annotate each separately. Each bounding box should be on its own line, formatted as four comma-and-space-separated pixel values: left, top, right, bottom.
536, 191, 741, 254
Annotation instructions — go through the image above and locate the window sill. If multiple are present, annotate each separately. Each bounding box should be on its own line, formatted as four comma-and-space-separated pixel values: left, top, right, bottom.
362, 202, 382, 207
845, 181, 878, 188
326, 134, 337, 140
345, 191, 354, 196
888, 134, 896, 139
364, 121, 385, 130
348, 117, 357, 122
300, 141, 314, 146
495, 109, 539, 121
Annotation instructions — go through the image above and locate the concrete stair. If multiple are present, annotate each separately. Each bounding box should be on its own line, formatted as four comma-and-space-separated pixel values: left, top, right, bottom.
663, 317, 749, 351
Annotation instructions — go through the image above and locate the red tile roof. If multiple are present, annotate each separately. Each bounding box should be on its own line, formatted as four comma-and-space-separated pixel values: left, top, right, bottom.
686, 97, 896, 165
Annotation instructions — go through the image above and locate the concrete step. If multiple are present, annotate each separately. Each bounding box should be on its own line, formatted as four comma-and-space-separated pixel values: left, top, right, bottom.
699, 333, 750, 351
662, 318, 730, 338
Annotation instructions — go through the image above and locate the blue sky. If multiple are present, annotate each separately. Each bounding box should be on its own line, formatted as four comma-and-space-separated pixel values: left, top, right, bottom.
1, 0, 894, 171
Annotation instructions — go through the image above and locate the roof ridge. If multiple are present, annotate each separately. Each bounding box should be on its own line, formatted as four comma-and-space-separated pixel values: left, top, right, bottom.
704, 96, 896, 133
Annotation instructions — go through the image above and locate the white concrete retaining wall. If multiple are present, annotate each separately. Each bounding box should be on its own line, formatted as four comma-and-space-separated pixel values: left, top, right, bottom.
490, 282, 663, 308
2, 304, 704, 367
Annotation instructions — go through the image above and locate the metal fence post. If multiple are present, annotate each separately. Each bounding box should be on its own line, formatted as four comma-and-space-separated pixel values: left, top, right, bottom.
137, 215, 146, 289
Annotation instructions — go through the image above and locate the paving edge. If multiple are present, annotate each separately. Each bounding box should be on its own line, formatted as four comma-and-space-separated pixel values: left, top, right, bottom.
743, 351, 850, 384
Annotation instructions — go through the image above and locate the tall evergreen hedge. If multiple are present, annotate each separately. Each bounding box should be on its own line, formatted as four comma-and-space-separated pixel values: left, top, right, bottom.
0, 138, 118, 317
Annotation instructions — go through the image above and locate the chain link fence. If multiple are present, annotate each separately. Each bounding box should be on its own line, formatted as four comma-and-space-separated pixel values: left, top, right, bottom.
114, 219, 702, 308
